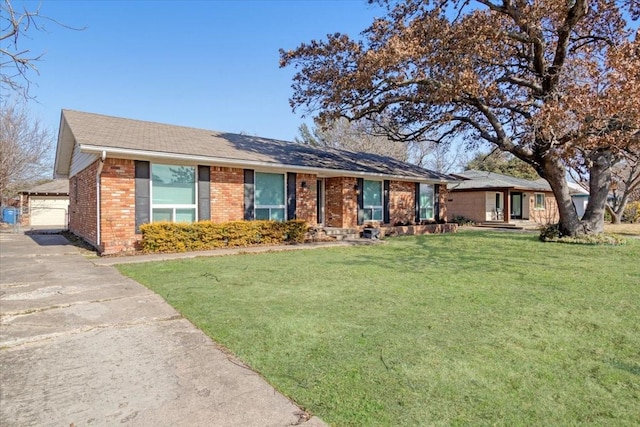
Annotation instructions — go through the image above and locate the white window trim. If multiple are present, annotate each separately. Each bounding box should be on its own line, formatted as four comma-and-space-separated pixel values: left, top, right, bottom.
534, 193, 545, 210
150, 164, 198, 223
254, 172, 287, 221
419, 183, 435, 220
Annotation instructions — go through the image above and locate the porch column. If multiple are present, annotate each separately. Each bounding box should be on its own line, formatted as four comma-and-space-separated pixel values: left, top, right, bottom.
503, 190, 510, 223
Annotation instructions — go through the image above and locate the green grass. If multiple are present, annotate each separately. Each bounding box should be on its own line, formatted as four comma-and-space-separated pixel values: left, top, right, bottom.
117, 231, 640, 426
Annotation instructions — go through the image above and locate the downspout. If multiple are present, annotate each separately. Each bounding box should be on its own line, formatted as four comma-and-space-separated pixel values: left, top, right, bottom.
96, 151, 106, 251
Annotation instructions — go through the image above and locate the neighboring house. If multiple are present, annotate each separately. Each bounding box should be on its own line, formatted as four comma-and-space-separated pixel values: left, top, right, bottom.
54, 110, 454, 254
447, 170, 559, 225
567, 182, 589, 219
18, 179, 70, 228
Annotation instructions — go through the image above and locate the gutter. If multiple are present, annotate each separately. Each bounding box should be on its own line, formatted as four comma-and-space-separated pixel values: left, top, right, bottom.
78, 144, 455, 184
96, 151, 106, 250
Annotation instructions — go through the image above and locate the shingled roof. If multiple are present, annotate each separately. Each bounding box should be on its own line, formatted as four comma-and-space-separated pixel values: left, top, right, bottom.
55, 110, 453, 182
449, 170, 551, 191
20, 179, 69, 195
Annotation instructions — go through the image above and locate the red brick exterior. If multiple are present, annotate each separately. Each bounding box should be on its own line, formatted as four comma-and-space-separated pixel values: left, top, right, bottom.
389, 181, 416, 225
70, 158, 445, 253
69, 160, 98, 247
211, 167, 244, 223
325, 177, 358, 228
295, 173, 317, 224
99, 158, 137, 254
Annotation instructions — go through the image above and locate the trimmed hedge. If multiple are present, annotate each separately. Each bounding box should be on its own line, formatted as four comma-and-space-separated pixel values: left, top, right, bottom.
139, 219, 308, 253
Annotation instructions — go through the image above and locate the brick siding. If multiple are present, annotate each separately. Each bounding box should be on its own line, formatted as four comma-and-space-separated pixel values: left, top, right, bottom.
389, 180, 416, 225
71, 158, 445, 253
295, 173, 317, 224
99, 158, 137, 254
446, 190, 488, 223
69, 160, 98, 247
528, 192, 559, 224
211, 167, 244, 222
325, 177, 358, 228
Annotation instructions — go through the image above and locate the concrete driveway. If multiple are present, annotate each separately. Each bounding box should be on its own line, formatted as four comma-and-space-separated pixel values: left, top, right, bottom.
0, 232, 326, 427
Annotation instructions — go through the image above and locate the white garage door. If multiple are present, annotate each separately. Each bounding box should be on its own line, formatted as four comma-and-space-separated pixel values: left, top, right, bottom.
30, 197, 69, 227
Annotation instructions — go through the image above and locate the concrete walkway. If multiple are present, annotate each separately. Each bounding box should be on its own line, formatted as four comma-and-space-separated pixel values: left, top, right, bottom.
0, 233, 327, 427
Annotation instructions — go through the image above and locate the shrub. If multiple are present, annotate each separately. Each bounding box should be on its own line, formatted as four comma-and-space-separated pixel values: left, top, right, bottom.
539, 223, 562, 242
451, 215, 475, 226
139, 220, 308, 253
539, 223, 625, 245
623, 201, 640, 223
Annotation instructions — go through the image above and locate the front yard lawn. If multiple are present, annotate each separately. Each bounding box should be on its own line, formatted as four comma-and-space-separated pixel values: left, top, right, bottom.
117, 231, 640, 426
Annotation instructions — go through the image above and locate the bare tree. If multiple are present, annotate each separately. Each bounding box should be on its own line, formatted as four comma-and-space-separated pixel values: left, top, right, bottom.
0, 103, 53, 202
1, 0, 82, 99
295, 118, 410, 162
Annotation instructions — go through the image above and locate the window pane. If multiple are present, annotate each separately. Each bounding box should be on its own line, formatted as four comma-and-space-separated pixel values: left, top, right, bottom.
152, 164, 195, 204
152, 208, 172, 222
535, 194, 545, 209
419, 184, 434, 219
255, 172, 285, 206
372, 207, 383, 221
176, 208, 196, 222
270, 208, 285, 221
255, 208, 270, 220
363, 180, 382, 207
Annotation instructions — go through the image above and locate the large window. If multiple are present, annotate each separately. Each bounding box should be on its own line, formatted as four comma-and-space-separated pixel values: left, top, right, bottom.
534, 193, 545, 210
419, 184, 435, 220
363, 180, 383, 221
151, 164, 196, 222
255, 172, 285, 221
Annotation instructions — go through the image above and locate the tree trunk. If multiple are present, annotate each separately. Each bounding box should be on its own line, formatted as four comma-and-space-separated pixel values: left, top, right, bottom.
605, 204, 621, 224
581, 149, 613, 233
540, 155, 583, 236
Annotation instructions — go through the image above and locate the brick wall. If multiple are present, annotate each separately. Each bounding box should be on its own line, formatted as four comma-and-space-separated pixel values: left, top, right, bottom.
100, 158, 137, 254
210, 167, 244, 222
325, 177, 358, 228
69, 160, 98, 247
446, 190, 487, 223
389, 181, 416, 225
528, 191, 559, 224
438, 186, 448, 222
295, 173, 317, 225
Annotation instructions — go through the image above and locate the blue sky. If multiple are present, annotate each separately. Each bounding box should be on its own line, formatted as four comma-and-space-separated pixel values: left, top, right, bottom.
13, 0, 384, 143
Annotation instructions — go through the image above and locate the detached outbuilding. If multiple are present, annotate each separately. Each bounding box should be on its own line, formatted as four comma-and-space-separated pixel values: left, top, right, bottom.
19, 179, 70, 228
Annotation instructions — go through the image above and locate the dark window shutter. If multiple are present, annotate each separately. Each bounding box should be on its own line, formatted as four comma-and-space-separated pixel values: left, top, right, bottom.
357, 177, 364, 226
135, 161, 150, 233
415, 182, 421, 223
244, 169, 255, 220
434, 184, 441, 221
287, 172, 297, 220
383, 180, 390, 224
198, 165, 210, 221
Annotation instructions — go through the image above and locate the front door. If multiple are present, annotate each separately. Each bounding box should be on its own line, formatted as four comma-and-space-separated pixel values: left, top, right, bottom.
510, 192, 523, 219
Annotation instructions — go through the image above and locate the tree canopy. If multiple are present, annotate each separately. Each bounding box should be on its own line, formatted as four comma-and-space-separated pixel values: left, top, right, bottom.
465, 150, 539, 180
294, 118, 410, 161
281, 0, 640, 236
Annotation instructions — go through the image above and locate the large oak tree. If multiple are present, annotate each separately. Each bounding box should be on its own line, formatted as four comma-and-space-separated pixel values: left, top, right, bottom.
280, 0, 639, 236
